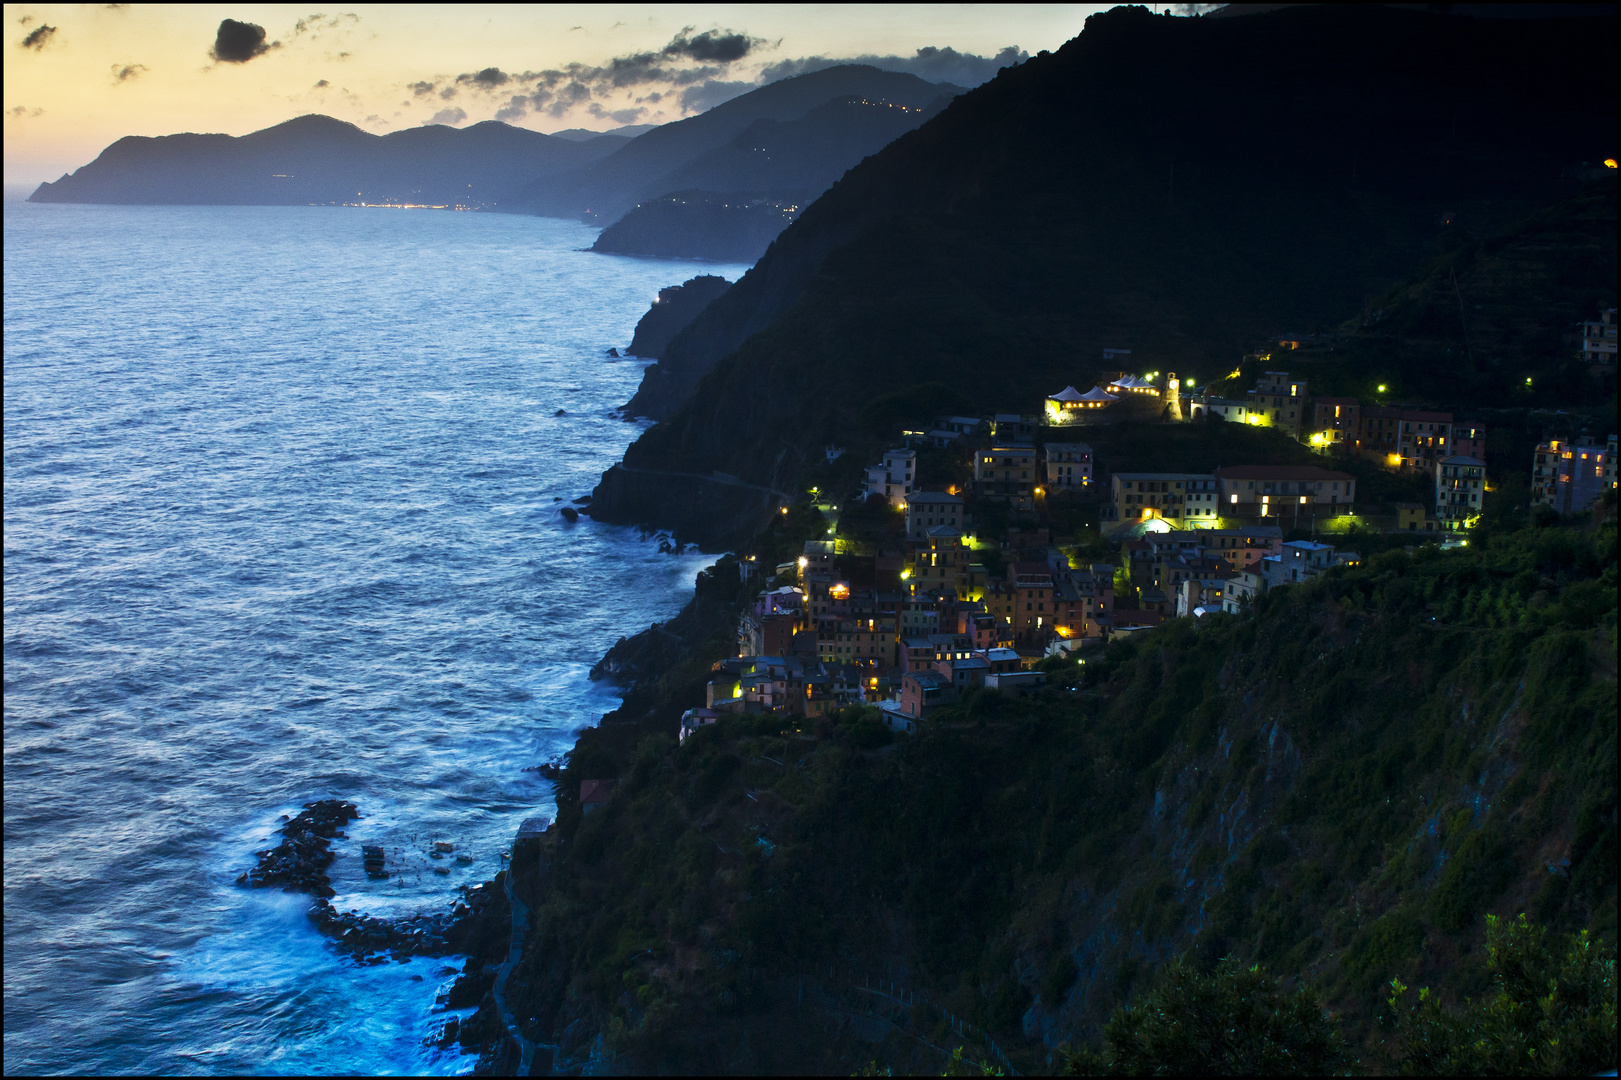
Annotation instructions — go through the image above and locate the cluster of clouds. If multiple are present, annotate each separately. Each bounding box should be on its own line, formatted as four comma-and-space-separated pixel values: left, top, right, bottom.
402, 28, 770, 130
406, 31, 1029, 131
9, 10, 1033, 135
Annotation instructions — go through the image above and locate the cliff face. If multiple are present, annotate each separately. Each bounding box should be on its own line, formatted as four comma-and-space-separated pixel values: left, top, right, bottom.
600, 5, 1617, 543
595, 194, 800, 264
626, 276, 734, 360
473, 524, 1617, 1073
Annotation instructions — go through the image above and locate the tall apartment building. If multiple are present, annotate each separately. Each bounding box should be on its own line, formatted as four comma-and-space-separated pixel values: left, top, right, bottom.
1532, 436, 1618, 514
1581, 308, 1617, 364
974, 445, 1038, 507
1435, 455, 1486, 530
1108, 473, 1219, 525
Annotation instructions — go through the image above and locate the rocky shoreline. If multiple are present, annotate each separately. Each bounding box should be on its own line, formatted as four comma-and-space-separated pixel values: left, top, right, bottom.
237, 799, 511, 972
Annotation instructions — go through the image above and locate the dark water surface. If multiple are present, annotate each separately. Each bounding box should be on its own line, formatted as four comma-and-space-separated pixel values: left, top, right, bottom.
3, 200, 745, 1074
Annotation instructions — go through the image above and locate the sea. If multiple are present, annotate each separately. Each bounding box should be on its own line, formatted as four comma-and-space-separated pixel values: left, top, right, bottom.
1, 191, 749, 1075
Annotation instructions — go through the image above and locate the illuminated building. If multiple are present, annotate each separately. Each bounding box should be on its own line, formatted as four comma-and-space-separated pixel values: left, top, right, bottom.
973, 445, 1038, 508
1214, 465, 1356, 521
1044, 385, 1118, 424
1531, 436, 1617, 514
905, 490, 964, 541
1435, 455, 1486, 530
1043, 442, 1094, 489
1107, 472, 1219, 524
1581, 308, 1617, 364
863, 447, 915, 507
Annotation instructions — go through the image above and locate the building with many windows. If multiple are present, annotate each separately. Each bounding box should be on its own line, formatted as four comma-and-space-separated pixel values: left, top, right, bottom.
1214, 465, 1356, 522
1435, 455, 1486, 530
1043, 442, 1094, 489
1108, 472, 1218, 525
1532, 436, 1618, 514
973, 445, 1038, 507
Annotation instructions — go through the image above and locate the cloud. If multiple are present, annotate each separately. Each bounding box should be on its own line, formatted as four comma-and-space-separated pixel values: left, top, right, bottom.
7, 105, 45, 119
18, 14, 34, 25
291, 12, 360, 38
458, 66, 510, 89
678, 80, 752, 114
314, 78, 329, 88
760, 45, 1027, 89
20, 24, 56, 50
210, 19, 278, 63
111, 62, 147, 83
586, 103, 647, 125
406, 25, 765, 126
428, 106, 466, 126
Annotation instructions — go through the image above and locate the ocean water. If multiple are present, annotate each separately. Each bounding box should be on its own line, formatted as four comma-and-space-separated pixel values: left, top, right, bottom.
2, 197, 748, 1075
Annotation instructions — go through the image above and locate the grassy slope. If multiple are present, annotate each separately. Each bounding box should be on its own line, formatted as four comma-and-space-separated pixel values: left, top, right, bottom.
501, 521, 1616, 1072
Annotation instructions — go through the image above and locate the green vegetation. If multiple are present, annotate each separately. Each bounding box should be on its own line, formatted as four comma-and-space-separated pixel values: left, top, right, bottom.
1063, 958, 1351, 1076
1061, 914, 1615, 1076
510, 521, 1616, 1071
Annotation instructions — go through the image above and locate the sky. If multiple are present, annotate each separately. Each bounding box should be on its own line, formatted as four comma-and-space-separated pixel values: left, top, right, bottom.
1, 4, 1142, 186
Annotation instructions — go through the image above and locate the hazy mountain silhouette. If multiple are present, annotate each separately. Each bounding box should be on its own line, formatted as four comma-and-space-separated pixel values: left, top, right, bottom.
514, 65, 966, 225
27, 115, 627, 206
590, 93, 958, 261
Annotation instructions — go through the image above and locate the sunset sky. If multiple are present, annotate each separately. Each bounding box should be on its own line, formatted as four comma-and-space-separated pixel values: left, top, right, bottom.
2, 4, 1127, 186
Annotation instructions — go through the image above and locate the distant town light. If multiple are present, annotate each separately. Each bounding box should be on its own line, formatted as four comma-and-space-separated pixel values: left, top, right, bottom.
797, 556, 809, 569
1377, 385, 1387, 393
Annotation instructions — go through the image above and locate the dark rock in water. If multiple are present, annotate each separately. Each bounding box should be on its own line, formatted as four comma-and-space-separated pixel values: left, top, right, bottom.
606, 347, 619, 357
553, 408, 566, 416
572, 495, 592, 504
241, 799, 358, 895
552, 496, 562, 501
560, 506, 579, 522
625, 275, 732, 360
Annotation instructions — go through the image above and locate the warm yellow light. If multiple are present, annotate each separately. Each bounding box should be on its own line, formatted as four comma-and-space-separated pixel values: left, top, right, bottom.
797, 556, 809, 569
780, 506, 789, 514
1607, 159, 1619, 169
899, 569, 911, 580
1377, 385, 1387, 393
1525, 377, 1533, 386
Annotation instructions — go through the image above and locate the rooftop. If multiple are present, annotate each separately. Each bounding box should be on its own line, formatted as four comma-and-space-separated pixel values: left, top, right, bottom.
1215, 465, 1354, 481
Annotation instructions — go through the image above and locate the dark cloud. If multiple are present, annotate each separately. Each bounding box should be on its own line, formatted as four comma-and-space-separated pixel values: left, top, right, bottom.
20, 24, 56, 50
665, 28, 757, 63
760, 45, 1027, 89
111, 62, 148, 83
678, 80, 752, 114
457, 67, 509, 89
412, 25, 764, 126
210, 19, 278, 64
428, 106, 466, 126
314, 78, 330, 88
8, 105, 45, 119
494, 93, 530, 122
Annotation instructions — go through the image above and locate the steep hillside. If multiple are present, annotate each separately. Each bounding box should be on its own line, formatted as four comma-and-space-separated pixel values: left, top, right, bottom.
514, 65, 965, 224
590, 95, 956, 261
27, 115, 622, 207
472, 522, 1617, 1073
598, 5, 1617, 543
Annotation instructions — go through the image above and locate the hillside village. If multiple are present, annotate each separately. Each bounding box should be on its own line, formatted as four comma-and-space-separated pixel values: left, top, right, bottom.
681, 323, 1618, 740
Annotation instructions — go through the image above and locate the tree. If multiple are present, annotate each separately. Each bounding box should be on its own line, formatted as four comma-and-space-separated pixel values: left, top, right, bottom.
1063, 958, 1352, 1075
1382, 914, 1617, 1076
